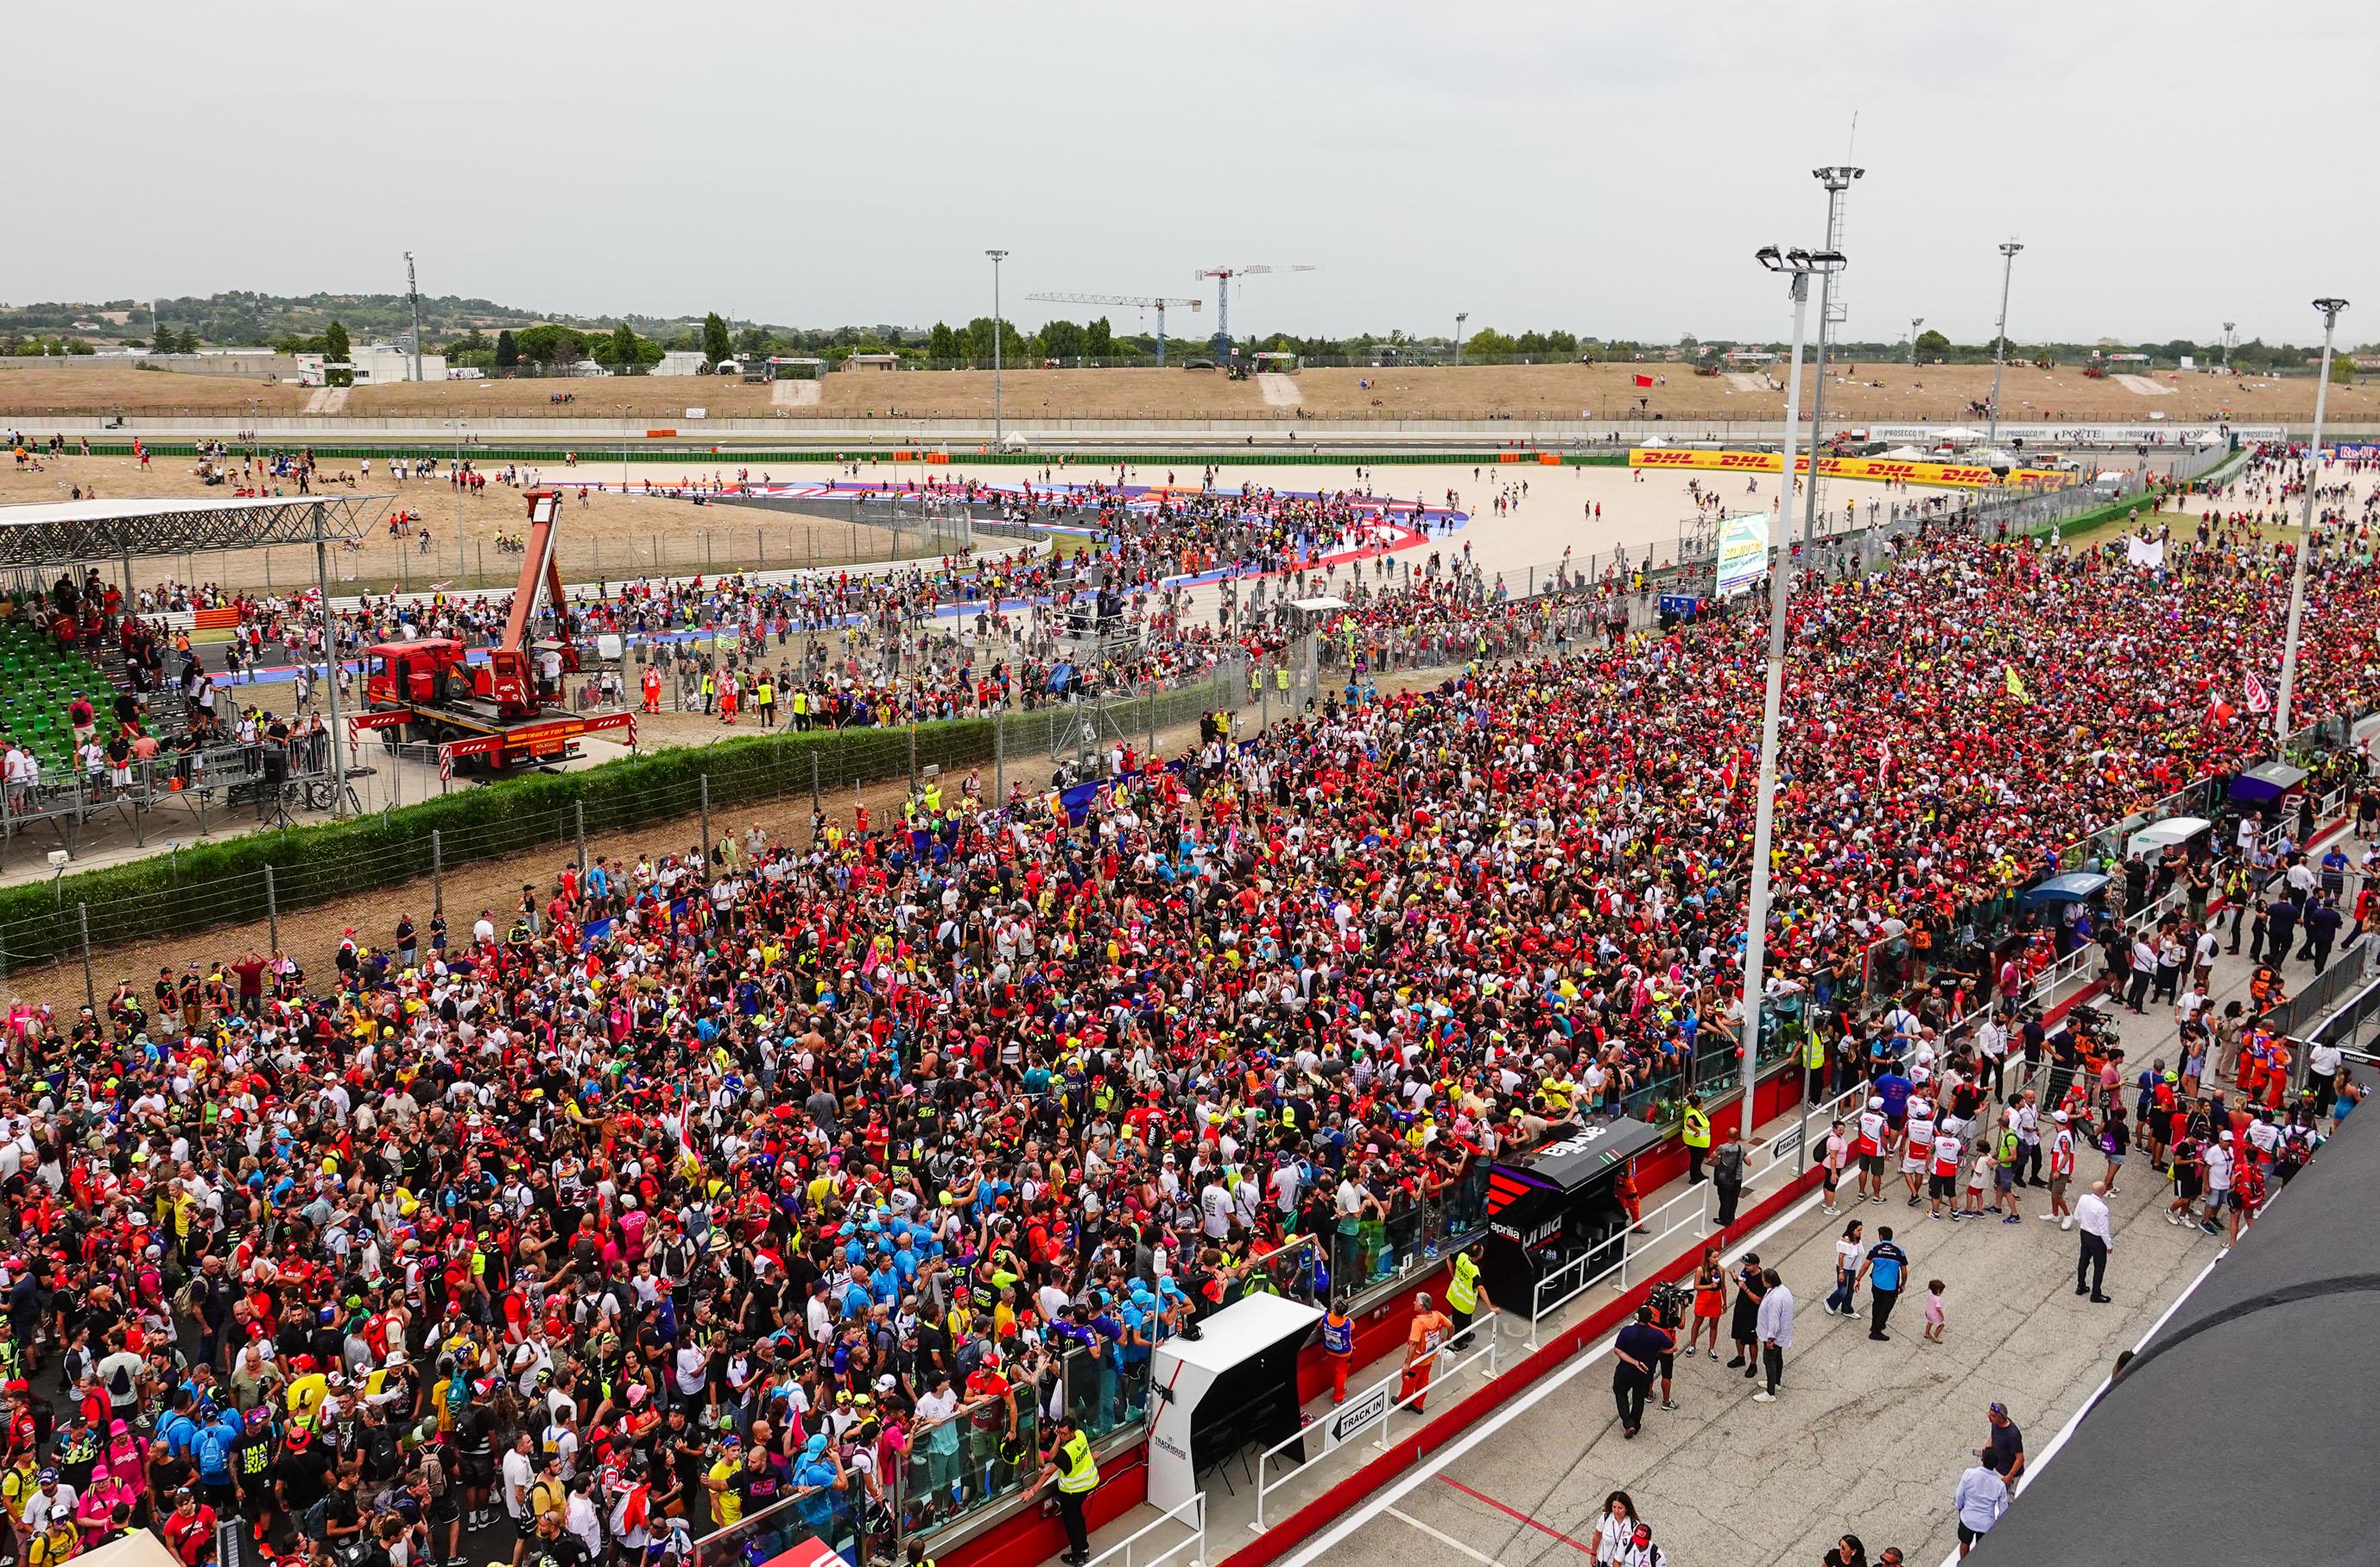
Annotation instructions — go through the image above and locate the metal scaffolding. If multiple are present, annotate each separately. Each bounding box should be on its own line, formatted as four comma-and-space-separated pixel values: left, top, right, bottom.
0, 493, 377, 568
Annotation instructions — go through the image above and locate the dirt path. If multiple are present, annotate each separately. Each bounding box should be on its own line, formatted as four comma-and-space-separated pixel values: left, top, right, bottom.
4, 667, 1455, 1012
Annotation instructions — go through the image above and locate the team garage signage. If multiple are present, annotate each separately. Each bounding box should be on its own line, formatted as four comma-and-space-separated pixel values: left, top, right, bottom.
1629, 447, 2072, 489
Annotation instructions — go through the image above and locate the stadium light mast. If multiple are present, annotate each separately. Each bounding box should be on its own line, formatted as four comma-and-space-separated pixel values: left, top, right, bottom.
1986, 239, 2022, 447
1909, 317, 1924, 366
1800, 168, 1862, 538
986, 250, 1009, 448
2222, 321, 2237, 370
1734, 243, 1843, 1167
405, 251, 423, 384
2273, 296, 2349, 747
1455, 312, 1468, 366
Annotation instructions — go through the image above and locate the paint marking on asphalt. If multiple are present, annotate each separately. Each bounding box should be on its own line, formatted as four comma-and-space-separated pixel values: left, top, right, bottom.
1438, 1477, 1596, 1554
1384, 1507, 1510, 1567
1278, 1186, 1827, 1567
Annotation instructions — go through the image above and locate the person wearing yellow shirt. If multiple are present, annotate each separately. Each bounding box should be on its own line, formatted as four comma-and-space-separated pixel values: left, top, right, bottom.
286, 1370, 330, 1424
704, 1440, 745, 1527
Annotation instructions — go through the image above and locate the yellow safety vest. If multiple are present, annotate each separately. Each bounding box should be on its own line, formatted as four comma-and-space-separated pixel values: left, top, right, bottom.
1058, 1431, 1099, 1494
1681, 1107, 1711, 1150
1805, 1032, 1826, 1069
1446, 1253, 1480, 1314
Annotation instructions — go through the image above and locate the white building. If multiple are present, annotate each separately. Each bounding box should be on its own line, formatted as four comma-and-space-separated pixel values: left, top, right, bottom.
295, 344, 446, 386
651, 350, 708, 377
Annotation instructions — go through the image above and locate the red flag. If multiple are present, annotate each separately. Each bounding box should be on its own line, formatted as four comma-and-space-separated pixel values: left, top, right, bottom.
1633, 373, 1655, 389
2244, 671, 2270, 713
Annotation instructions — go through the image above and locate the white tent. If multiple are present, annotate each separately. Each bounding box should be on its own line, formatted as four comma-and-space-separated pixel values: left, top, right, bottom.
2195, 428, 2225, 446
2127, 816, 2211, 859
73, 1532, 182, 1567
1935, 426, 1984, 441
1882, 445, 1929, 460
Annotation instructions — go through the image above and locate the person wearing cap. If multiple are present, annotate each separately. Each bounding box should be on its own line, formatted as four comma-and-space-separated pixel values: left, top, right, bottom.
2044, 1109, 2077, 1228
1035, 1415, 1098, 1566
161, 1486, 218, 1567
1400, 1291, 1451, 1412
20, 1469, 74, 1536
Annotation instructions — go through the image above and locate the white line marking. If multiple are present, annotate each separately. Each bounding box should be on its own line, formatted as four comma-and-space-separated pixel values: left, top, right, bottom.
1929, 1245, 2228, 1567
1280, 1187, 1826, 1567
1385, 1507, 1509, 1567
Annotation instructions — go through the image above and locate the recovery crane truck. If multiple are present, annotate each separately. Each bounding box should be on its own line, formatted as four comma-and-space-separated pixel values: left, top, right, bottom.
354, 489, 635, 774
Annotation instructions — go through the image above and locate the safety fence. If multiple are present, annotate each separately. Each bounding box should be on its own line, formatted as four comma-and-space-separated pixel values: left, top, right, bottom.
1250, 1313, 1504, 1533
1088, 1494, 1205, 1567
0, 654, 1259, 986
1524, 1079, 1871, 1347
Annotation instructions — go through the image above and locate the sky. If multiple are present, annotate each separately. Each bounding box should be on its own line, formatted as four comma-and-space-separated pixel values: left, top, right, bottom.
6, 0, 2374, 348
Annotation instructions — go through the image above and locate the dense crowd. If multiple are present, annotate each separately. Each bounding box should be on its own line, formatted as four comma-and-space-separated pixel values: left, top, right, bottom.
1, 447, 2377, 1567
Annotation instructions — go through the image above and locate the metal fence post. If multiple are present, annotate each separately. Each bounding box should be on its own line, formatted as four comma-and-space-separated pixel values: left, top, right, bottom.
699, 773, 712, 860
575, 802, 588, 871
810, 752, 821, 814
1147, 682, 1157, 758
264, 865, 279, 953
77, 903, 94, 1017
994, 713, 1005, 802
432, 829, 444, 917
908, 728, 917, 791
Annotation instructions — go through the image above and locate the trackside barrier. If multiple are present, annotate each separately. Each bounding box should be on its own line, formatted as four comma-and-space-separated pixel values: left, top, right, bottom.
1086, 1492, 1205, 1567
1526, 1080, 1870, 1348
1248, 1313, 1502, 1532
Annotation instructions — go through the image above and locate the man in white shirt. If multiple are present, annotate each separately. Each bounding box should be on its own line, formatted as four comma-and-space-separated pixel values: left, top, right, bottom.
2073, 1182, 2113, 1302
1751, 1270, 1794, 1401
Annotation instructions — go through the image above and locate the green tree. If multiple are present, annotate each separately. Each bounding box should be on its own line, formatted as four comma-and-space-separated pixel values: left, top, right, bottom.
324, 320, 351, 365
2331, 354, 2356, 386
1465, 327, 1518, 358
514, 324, 588, 371
494, 328, 519, 370
1914, 328, 1952, 358
1545, 329, 1579, 356
735, 326, 771, 358
702, 312, 734, 365
446, 327, 492, 358
927, 321, 961, 360
1040, 320, 1087, 359
599, 323, 643, 372
1086, 317, 1114, 358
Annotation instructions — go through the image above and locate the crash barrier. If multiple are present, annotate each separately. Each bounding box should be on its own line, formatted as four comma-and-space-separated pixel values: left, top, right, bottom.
1087, 1493, 1205, 1567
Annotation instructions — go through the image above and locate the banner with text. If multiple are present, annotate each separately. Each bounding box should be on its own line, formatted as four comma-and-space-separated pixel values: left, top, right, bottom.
1629, 447, 2073, 489
1714, 511, 1771, 599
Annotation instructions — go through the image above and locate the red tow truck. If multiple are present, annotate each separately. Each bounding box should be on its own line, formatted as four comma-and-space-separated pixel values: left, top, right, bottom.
355, 490, 635, 774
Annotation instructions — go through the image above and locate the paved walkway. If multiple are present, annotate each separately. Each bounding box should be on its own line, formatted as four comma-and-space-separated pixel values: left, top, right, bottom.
1260, 828, 2372, 1567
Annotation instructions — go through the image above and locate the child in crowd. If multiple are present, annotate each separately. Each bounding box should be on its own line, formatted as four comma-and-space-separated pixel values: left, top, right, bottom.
1922, 1280, 1946, 1344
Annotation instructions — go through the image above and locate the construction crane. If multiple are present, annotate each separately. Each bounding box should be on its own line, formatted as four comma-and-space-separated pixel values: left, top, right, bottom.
1192, 265, 1319, 361
1024, 291, 1203, 365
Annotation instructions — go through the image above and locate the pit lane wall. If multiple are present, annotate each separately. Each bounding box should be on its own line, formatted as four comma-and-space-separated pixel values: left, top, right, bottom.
933, 1065, 1814, 1567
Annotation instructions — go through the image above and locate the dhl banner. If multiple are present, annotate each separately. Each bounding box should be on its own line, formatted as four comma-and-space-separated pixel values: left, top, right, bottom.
1629, 447, 2071, 489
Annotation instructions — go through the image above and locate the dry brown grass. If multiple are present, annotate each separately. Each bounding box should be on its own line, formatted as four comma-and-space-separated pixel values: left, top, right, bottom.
3, 358, 2372, 426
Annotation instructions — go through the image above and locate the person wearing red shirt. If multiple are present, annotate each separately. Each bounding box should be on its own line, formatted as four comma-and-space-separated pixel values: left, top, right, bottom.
161, 1488, 218, 1565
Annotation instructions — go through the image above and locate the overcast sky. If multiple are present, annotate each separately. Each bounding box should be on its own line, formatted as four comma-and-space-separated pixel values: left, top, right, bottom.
7, 0, 2373, 346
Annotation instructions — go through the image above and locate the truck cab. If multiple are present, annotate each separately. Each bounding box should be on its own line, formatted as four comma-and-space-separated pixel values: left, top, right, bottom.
364, 638, 478, 710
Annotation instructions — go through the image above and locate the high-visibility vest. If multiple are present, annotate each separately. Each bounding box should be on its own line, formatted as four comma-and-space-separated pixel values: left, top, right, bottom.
1057, 1431, 1098, 1494
1320, 1312, 1354, 1356
1681, 1107, 1711, 1150
1446, 1253, 1480, 1314
1804, 1031, 1826, 1069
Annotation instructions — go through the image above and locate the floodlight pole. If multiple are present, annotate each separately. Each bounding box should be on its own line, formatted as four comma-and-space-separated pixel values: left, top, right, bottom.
1910, 318, 1924, 367
313, 500, 348, 817
987, 250, 1009, 447
1800, 168, 1862, 542
1731, 244, 1836, 1167
2273, 297, 2349, 748
1455, 313, 1468, 366
1986, 240, 2022, 447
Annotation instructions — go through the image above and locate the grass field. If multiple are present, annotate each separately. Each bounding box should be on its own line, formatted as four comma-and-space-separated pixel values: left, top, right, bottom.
1, 359, 2369, 425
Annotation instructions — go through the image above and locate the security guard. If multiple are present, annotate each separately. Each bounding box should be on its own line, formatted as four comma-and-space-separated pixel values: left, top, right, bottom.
1681, 1093, 1712, 1184
1038, 1415, 1099, 1565
1804, 1025, 1830, 1099
1446, 1241, 1491, 1349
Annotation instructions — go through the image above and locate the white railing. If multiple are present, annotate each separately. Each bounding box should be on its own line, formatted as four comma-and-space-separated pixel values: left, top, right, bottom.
1248, 1314, 1503, 1533
1523, 1079, 1868, 1348
1088, 1491, 1205, 1567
